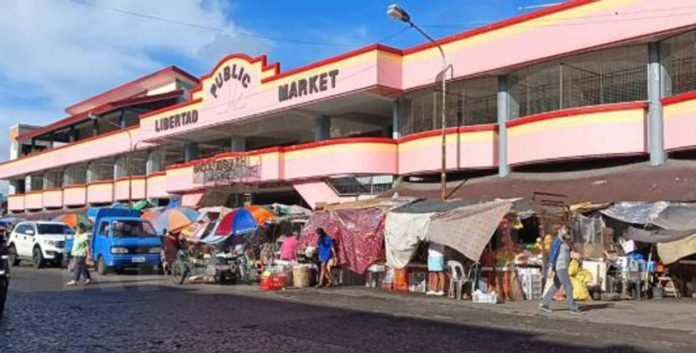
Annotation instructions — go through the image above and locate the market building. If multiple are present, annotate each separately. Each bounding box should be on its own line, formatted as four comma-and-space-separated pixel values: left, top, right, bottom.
3, 0, 696, 214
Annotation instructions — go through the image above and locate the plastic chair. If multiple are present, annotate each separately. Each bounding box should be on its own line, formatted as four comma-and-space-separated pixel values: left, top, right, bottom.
463, 263, 479, 298
447, 261, 465, 299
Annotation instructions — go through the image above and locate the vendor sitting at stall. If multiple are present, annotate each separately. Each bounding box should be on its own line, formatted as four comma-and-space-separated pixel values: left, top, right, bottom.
279, 231, 301, 261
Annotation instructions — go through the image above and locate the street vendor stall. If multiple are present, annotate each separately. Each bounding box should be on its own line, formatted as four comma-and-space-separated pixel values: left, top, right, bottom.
300, 197, 416, 285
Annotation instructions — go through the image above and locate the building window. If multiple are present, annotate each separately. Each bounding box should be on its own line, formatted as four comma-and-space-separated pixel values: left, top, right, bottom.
662, 30, 696, 97
399, 77, 498, 136
510, 45, 648, 119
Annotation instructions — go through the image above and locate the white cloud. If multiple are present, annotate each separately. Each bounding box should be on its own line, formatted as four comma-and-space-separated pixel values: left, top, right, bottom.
0, 0, 272, 112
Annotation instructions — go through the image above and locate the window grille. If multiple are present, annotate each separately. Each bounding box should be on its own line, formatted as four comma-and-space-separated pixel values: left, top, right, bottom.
510, 45, 647, 118
662, 30, 696, 96
399, 77, 498, 135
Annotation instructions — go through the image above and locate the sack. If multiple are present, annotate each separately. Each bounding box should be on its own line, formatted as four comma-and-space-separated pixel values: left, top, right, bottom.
85, 257, 94, 267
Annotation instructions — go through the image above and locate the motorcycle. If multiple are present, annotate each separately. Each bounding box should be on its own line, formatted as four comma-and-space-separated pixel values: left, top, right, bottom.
170, 249, 237, 285
0, 234, 10, 316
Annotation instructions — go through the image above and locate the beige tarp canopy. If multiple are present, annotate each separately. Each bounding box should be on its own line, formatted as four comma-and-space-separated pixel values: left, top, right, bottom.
385, 199, 515, 268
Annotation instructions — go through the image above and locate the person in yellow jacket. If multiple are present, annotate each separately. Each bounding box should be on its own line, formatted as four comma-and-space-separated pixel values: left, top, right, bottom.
568, 259, 593, 301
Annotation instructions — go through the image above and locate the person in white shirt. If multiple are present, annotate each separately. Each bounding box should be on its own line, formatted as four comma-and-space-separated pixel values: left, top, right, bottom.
427, 243, 445, 296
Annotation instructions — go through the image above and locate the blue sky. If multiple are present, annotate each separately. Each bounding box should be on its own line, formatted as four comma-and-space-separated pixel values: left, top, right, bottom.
0, 0, 545, 162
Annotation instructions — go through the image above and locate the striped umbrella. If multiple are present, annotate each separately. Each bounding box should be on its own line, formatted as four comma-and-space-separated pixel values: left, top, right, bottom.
200, 209, 258, 244
246, 205, 275, 226
153, 207, 199, 235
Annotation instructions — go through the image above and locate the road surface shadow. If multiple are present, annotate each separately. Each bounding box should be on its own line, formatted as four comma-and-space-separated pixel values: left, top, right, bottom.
1, 283, 660, 353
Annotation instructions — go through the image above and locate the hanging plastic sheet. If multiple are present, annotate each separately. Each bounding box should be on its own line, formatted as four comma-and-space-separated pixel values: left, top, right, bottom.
658, 233, 696, 264
302, 208, 387, 274
601, 202, 696, 231
572, 214, 605, 244
384, 212, 433, 268
625, 227, 696, 244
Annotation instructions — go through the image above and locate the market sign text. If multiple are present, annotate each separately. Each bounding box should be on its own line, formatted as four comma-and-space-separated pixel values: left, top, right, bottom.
278, 69, 339, 103
210, 63, 251, 99
193, 156, 260, 185
155, 109, 198, 133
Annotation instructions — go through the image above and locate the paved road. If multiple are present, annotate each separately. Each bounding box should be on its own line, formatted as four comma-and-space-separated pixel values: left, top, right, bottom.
1, 266, 693, 353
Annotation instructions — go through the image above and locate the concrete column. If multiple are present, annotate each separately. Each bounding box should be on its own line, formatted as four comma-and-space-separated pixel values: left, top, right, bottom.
44, 173, 55, 189
119, 110, 126, 128
497, 75, 511, 177
69, 126, 77, 143
146, 149, 163, 174
63, 169, 73, 186
648, 42, 667, 166
86, 163, 97, 183
392, 99, 401, 139
184, 143, 199, 162
24, 175, 33, 192
314, 115, 331, 141
92, 119, 99, 137
114, 156, 128, 178
229, 135, 246, 152
8, 180, 19, 194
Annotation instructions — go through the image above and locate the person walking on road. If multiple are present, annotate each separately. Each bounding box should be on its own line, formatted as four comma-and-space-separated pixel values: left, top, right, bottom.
539, 225, 582, 314
66, 223, 92, 286
315, 228, 337, 288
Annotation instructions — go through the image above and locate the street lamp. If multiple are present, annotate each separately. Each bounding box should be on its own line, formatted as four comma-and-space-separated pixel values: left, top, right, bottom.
88, 113, 134, 203
387, 4, 450, 200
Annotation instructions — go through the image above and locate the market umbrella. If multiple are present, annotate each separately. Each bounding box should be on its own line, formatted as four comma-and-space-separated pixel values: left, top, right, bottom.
200, 209, 258, 244
141, 211, 161, 223
153, 207, 199, 235
52, 213, 91, 229
181, 207, 232, 240
246, 205, 275, 226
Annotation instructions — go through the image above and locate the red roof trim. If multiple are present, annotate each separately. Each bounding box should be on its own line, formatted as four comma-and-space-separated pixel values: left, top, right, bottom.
66, 66, 198, 114
87, 180, 114, 186
165, 138, 397, 170
661, 90, 696, 106
133, 1, 600, 124
148, 171, 166, 177
282, 137, 396, 152
0, 125, 139, 168
63, 185, 87, 190
114, 176, 147, 182
506, 102, 648, 128
403, 0, 598, 55
18, 90, 183, 141
185, 54, 280, 101
42, 188, 62, 193
260, 44, 401, 84
397, 124, 498, 143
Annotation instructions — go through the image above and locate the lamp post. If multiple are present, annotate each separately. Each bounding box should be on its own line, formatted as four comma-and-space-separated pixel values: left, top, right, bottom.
88, 113, 134, 203
387, 4, 450, 200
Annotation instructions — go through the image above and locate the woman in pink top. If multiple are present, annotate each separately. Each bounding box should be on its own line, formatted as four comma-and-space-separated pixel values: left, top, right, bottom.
279, 231, 301, 261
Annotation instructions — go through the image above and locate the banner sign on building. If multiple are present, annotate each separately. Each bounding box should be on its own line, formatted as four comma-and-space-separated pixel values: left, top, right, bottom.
193, 156, 261, 185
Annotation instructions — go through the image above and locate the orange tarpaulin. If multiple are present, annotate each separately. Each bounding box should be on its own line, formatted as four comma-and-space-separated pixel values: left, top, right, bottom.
246, 205, 274, 226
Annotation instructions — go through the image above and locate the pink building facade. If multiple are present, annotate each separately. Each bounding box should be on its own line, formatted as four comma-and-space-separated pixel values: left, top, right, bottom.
3, 0, 696, 212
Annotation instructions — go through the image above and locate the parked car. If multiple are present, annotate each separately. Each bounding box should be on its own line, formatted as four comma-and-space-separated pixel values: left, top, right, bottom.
7, 221, 72, 268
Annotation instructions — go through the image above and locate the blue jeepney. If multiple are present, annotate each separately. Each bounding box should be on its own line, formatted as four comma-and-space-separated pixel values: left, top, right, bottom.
72, 208, 161, 275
